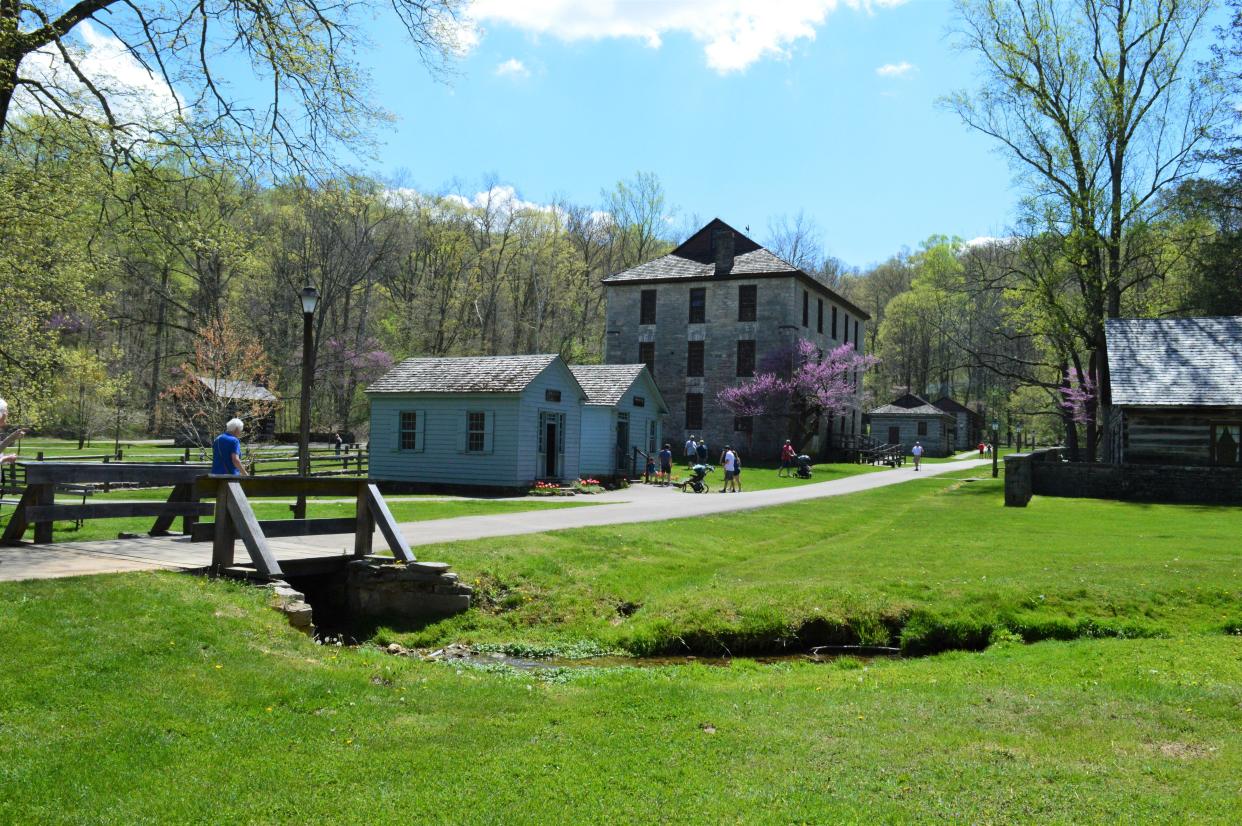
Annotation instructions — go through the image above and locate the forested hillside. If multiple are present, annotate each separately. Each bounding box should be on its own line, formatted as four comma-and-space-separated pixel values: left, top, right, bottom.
2, 0, 1240, 459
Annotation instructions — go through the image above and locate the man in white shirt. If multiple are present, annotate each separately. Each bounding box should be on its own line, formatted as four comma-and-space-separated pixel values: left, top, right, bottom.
719, 445, 738, 492
912, 441, 924, 471
684, 436, 697, 466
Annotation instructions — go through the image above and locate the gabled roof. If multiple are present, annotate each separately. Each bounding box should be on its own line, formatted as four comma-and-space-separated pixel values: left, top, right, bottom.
367, 354, 572, 394
195, 376, 278, 402
569, 364, 668, 412
602, 218, 871, 321
569, 365, 643, 406
891, 393, 933, 409
869, 403, 953, 417
1107, 317, 1242, 407
933, 397, 977, 416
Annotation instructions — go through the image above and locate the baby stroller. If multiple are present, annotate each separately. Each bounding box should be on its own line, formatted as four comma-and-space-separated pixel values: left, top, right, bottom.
677, 464, 714, 493
795, 454, 813, 479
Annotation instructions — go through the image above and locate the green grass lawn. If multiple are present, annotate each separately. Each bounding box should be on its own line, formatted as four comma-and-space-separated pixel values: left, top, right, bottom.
0, 497, 601, 544
660, 460, 886, 491
4, 470, 1241, 821
1, 573, 1239, 822
387, 471, 1242, 655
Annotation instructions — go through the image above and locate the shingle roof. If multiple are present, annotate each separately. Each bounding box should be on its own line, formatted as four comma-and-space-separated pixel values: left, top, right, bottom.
933, 397, 977, 416
869, 403, 953, 417
367, 354, 562, 394
1107, 317, 1242, 407
569, 365, 646, 406
602, 218, 871, 321
195, 376, 278, 402
891, 393, 933, 409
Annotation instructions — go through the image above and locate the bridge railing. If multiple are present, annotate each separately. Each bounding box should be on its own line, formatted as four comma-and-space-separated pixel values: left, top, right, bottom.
193, 475, 413, 578
2, 462, 213, 544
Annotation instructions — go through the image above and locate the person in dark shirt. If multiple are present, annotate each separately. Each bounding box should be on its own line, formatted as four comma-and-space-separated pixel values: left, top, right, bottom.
211, 418, 248, 476
658, 443, 673, 485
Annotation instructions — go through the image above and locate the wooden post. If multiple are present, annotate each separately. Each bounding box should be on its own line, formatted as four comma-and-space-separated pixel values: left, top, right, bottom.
353, 479, 374, 558
212, 481, 235, 570
32, 484, 54, 544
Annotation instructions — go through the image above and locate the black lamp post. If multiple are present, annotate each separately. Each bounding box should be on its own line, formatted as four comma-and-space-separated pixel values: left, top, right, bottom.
1015, 422, 1024, 452
991, 417, 1000, 478
294, 284, 319, 520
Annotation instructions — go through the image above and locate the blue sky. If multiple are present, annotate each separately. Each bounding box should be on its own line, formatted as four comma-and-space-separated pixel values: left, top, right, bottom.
366, 1, 1018, 267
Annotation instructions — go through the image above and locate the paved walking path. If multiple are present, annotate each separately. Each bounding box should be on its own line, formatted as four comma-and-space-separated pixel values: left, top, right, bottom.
0, 459, 991, 582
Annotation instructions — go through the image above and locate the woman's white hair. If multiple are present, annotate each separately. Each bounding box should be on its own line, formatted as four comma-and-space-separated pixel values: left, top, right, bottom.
225, 418, 244, 434
0, 398, 8, 415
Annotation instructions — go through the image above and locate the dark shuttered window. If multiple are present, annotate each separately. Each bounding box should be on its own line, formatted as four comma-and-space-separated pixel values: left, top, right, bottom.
738, 285, 757, 322
640, 289, 657, 325
685, 394, 704, 430
687, 341, 705, 377
736, 340, 755, 377
688, 288, 706, 324
638, 341, 655, 373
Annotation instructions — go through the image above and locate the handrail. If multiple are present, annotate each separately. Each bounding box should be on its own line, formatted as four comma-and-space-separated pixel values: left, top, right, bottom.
201, 475, 414, 577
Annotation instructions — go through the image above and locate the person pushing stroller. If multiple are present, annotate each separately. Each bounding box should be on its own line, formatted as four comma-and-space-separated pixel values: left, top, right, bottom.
677, 462, 714, 493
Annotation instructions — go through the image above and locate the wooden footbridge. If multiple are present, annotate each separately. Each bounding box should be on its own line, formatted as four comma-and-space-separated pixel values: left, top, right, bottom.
1, 462, 414, 580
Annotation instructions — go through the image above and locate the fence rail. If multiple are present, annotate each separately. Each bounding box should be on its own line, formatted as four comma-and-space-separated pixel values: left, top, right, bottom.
194, 475, 412, 577
2, 463, 213, 544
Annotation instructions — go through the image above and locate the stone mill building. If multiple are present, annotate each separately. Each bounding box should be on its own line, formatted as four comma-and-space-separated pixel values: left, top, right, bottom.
602, 218, 869, 460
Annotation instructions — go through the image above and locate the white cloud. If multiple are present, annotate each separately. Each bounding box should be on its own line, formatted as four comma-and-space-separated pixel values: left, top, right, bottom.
15, 22, 183, 130
466, 0, 910, 74
445, 184, 555, 213
494, 58, 531, 79
965, 235, 1017, 249
875, 61, 916, 78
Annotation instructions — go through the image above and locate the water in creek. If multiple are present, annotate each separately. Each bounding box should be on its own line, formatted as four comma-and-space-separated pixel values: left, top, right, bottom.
409, 644, 901, 671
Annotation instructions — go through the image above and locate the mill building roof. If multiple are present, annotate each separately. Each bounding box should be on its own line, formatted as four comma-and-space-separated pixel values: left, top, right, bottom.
603, 218, 870, 321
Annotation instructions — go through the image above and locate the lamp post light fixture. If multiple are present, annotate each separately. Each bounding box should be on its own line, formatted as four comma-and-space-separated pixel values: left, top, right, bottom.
1015, 423, 1024, 452
991, 418, 1000, 478
294, 284, 320, 520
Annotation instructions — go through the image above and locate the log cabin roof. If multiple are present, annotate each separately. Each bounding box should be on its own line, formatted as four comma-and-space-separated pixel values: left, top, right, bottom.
195, 376, 278, 402
1106, 317, 1242, 407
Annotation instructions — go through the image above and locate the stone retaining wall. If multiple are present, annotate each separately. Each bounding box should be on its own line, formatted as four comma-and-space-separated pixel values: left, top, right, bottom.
1005, 449, 1242, 506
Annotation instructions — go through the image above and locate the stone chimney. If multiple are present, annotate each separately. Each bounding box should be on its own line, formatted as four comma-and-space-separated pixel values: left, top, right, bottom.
712, 227, 735, 276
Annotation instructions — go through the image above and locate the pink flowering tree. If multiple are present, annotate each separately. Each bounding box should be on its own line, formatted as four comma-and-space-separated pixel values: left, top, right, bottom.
1058, 368, 1096, 425
716, 372, 791, 452
791, 341, 879, 421
322, 337, 394, 432
717, 339, 879, 455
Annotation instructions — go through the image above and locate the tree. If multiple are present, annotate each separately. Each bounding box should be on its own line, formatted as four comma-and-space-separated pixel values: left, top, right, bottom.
1, 0, 466, 172
0, 122, 102, 423
160, 313, 275, 445
719, 340, 877, 450
948, 0, 1227, 459
716, 373, 790, 451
